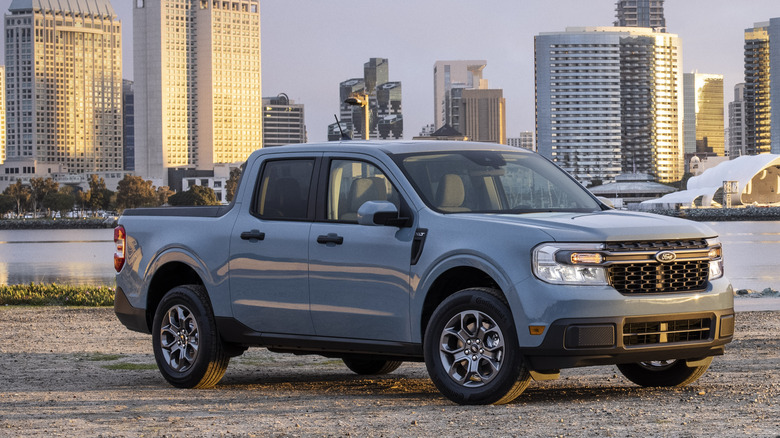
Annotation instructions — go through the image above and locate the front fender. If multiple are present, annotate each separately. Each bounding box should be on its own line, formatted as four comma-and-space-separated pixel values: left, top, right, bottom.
410, 251, 530, 344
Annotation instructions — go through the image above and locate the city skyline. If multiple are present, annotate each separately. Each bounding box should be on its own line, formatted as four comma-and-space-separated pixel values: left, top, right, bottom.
0, 0, 778, 144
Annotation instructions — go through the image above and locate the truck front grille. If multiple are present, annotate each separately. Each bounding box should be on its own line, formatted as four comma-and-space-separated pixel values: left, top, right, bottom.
624, 318, 711, 346
608, 260, 709, 294
605, 239, 712, 294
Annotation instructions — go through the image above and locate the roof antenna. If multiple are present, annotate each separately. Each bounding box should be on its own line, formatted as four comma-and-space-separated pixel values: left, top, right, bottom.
334, 114, 351, 140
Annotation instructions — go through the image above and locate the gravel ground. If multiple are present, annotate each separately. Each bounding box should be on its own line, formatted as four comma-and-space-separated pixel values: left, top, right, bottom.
0, 306, 778, 437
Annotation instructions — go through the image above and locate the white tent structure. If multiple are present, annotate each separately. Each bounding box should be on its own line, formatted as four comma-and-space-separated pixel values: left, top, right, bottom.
641, 154, 780, 208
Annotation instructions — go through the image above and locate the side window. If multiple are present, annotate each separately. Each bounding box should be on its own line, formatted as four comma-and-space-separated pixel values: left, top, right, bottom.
327, 160, 400, 222
254, 159, 314, 220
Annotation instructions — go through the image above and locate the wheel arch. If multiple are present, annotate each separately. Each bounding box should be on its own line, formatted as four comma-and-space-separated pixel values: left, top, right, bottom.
418, 257, 515, 341
143, 251, 210, 332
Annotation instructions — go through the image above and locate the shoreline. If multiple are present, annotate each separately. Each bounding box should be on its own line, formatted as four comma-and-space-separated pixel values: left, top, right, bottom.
640, 206, 780, 221
0, 218, 117, 230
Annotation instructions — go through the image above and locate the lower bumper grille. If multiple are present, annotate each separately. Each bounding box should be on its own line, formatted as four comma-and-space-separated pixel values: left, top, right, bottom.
623, 318, 712, 346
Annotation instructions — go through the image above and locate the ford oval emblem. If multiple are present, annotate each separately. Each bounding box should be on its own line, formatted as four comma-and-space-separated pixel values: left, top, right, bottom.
656, 251, 677, 263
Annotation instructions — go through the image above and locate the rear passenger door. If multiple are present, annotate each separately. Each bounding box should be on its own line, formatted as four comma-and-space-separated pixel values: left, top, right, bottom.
229, 156, 319, 335
308, 156, 415, 342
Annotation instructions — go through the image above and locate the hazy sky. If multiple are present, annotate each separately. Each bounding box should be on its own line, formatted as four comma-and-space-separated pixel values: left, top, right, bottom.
1, 0, 779, 142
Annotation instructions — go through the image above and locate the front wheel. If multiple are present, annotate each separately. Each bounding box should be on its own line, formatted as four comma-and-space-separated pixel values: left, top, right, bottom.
424, 288, 531, 405
152, 285, 229, 388
617, 357, 713, 387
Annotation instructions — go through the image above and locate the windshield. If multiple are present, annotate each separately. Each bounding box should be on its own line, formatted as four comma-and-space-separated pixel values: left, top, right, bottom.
396, 150, 602, 214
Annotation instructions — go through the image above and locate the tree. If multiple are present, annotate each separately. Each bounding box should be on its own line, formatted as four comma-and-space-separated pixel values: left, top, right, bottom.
42, 191, 75, 219
225, 167, 243, 203
4, 180, 31, 217
29, 177, 59, 217
157, 185, 174, 206
168, 185, 220, 206
0, 194, 16, 218
115, 175, 158, 211
86, 175, 113, 215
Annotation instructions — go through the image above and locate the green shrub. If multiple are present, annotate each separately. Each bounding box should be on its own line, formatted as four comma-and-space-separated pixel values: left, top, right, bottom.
0, 283, 114, 307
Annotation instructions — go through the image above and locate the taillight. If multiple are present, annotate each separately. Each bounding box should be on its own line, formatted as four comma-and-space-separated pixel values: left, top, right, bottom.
114, 225, 125, 272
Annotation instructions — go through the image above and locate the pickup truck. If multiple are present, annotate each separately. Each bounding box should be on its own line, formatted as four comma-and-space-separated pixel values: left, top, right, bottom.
114, 141, 734, 405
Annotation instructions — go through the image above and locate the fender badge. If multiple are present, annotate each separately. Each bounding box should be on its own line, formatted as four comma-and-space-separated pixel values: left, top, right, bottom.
656, 251, 677, 263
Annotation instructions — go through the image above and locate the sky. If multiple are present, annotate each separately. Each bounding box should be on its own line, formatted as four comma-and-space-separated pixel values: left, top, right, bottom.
0, 0, 779, 142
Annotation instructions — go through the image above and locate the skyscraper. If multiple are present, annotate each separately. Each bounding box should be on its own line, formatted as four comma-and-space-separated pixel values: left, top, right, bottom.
433, 60, 487, 130
2, 0, 122, 176
614, 0, 665, 30
742, 19, 780, 155
332, 58, 402, 140
729, 83, 747, 158
123, 80, 134, 171
535, 27, 683, 185
683, 73, 724, 156
461, 89, 506, 144
0, 66, 5, 165
134, 0, 262, 184
262, 93, 306, 147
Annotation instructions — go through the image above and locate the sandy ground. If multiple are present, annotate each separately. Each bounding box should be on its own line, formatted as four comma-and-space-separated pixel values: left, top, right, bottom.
0, 305, 778, 437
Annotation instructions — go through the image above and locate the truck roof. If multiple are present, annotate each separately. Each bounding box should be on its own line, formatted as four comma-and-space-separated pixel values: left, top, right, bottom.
251, 140, 534, 158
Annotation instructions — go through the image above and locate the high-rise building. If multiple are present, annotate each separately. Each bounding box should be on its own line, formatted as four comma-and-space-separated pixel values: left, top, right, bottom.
461, 89, 506, 144
507, 132, 534, 151
535, 27, 683, 185
134, 0, 262, 184
743, 19, 780, 155
123, 80, 134, 171
0, 66, 5, 165
262, 93, 306, 147
332, 58, 402, 140
2, 0, 122, 176
433, 61, 487, 130
729, 83, 747, 158
683, 73, 724, 156
614, 0, 665, 30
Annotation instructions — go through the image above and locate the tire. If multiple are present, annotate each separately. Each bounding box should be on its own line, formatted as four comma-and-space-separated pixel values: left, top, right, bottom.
423, 287, 531, 405
152, 285, 229, 388
342, 357, 402, 375
617, 357, 713, 387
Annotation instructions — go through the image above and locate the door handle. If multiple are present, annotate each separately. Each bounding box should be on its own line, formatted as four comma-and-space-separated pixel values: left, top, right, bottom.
240, 230, 265, 241
316, 234, 344, 245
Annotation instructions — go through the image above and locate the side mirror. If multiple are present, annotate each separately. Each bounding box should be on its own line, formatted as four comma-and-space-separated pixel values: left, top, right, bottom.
357, 201, 406, 226
596, 196, 615, 209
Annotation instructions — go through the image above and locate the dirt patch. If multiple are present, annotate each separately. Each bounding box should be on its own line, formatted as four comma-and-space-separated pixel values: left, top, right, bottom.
1, 307, 778, 437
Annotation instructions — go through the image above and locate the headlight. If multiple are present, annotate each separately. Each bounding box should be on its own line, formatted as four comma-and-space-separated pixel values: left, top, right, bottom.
533, 243, 608, 285
706, 238, 724, 280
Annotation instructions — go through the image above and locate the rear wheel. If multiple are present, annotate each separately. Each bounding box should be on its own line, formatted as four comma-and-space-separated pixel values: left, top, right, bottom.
617, 357, 713, 387
152, 285, 229, 388
424, 288, 531, 405
342, 357, 402, 375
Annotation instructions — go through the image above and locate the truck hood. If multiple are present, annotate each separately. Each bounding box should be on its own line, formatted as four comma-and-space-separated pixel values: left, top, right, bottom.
455, 210, 718, 243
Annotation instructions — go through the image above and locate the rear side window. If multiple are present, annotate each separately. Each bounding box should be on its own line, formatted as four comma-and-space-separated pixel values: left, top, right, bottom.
254, 159, 314, 220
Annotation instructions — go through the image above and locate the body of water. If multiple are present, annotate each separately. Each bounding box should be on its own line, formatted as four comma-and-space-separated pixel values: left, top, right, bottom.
0, 222, 776, 291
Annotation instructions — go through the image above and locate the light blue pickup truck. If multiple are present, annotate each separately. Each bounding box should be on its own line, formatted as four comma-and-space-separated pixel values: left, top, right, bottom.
114, 141, 734, 405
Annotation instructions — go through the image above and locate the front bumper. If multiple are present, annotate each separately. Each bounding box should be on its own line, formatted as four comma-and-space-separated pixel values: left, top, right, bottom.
524, 309, 734, 370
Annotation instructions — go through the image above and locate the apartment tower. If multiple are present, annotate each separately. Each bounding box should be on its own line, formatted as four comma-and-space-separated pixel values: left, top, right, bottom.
3, 0, 122, 175
614, 0, 665, 30
743, 19, 780, 155
134, 0, 262, 184
535, 27, 683, 185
